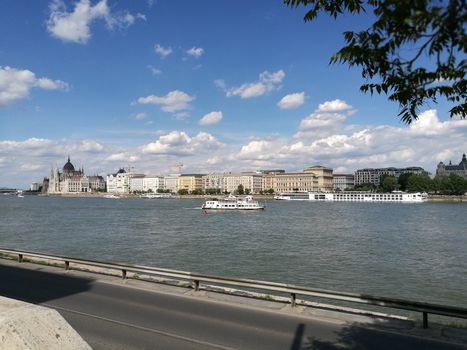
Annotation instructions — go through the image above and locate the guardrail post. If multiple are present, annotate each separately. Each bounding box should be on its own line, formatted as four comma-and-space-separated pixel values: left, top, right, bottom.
18, 254, 23, 263
422, 312, 428, 328
121, 269, 127, 280
194, 280, 200, 292
65, 261, 70, 270
290, 293, 296, 307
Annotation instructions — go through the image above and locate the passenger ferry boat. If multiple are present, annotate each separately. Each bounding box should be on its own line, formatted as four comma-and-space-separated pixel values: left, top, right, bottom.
202, 195, 265, 210
274, 191, 426, 203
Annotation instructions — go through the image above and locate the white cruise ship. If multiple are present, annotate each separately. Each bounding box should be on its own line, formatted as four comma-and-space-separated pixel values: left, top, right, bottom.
202, 195, 265, 210
274, 191, 426, 203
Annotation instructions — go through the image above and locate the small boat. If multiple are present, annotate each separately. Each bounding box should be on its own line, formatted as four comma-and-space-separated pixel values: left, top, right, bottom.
202, 195, 265, 210
103, 194, 120, 199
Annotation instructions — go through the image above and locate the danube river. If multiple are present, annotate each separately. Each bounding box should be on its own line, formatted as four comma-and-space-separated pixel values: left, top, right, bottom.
1, 196, 466, 308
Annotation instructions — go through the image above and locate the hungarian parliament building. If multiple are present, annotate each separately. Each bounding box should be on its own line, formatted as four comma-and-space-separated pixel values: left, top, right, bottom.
47, 157, 105, 194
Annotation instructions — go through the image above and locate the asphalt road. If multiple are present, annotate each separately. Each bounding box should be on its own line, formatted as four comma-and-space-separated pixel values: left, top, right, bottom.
0, 260, 465, 350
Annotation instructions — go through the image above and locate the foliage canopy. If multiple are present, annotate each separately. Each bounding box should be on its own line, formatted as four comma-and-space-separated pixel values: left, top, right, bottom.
284, 0, 466, 123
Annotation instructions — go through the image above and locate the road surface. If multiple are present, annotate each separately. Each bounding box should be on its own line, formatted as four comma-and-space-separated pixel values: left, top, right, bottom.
0, 260, 465, 350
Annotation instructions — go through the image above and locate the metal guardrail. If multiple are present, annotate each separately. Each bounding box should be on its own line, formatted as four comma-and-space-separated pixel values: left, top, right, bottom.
1, 247, 466, 329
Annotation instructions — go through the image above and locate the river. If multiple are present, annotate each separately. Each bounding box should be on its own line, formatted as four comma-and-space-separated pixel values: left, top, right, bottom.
1, 195, 466, 308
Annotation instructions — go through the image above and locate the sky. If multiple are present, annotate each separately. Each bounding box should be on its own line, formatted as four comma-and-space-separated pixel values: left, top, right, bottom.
1, 0, 466, 188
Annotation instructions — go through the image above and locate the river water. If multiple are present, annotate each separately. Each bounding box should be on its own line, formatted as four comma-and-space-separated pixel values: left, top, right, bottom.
1, 196, 466, 308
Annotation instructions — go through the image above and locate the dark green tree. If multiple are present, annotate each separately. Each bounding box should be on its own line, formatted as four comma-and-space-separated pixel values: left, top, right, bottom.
398, 173, 414, 191
245, 188, 251, 195
205, 188, 221, 195
236, 184, 245, 195
406, 175, 433, 192
178, 189, 189, 195
448, 173, 467, 195
432, 174, 467, 194
379, 174, 398, 192
284, 0, 466, 123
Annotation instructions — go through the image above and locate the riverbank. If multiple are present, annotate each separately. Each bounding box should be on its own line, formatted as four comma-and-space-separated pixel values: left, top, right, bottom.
43, 193, 467, 202
426, 195, 467, 203
45, 193, 276, 200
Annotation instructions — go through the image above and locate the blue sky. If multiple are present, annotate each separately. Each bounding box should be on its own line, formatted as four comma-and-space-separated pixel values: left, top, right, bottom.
1, 0, 466, 188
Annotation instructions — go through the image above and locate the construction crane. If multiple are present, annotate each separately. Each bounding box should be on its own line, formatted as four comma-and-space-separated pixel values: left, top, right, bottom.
173, 163, 183, 174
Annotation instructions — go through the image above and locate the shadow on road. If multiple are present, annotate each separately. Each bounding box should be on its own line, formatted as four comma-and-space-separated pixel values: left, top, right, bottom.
0, 262, 93, 304
296, 321, 464, 350
290, 323, 305, 350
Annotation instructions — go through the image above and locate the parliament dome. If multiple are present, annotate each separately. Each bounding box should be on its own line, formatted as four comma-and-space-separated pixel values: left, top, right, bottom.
63, 156, 75, 172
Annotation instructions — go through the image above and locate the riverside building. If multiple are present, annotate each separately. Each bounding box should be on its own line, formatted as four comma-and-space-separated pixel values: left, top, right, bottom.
333, 174, 355, 191
178, 174, 204, 192
106, 169, 144, 194
202, 173, 226, 192
304, 166, 333, 192
223, 173, 263, 194
106, 169, 129, 193
354, 167, 430, 186
262, 166, 333, 193
436, 154, 467, 180
164, 174, 180, 193
48, 157, 105, 194
143, 176, 164, 192
129, 175, 145, 192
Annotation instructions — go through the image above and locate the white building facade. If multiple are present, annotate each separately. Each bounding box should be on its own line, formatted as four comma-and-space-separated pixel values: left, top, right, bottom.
333, 174, 355, 191
202, 173, 226, 191
129, 176, 145, 192
164, 174, 180, 193
106, 169, 130, 193
143, 176, 164, 192
223, 173, 263, 194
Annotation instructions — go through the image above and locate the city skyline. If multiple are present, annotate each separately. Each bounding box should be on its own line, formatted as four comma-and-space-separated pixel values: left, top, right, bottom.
1, 1, 466, 188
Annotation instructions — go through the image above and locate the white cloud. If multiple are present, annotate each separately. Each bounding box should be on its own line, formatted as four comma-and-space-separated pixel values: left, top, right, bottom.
214, 79, 226, 90
0, 66, 69, 106
277, 92, 305, 109
238, 140, 278, 160
186, 47, 204, 58
75, 140, 105, 152
133, 112, 147, 120
46, 0, 144, 44
20, 163, 45, 171
174, 112, 189, 120
141, 131, 223, 155
147, 65, 162, 75
317, 99, 353, 113
2, 105, 466, 189
295, 99, 355, 139
135, 90, 194, 114
199, 111, 223, 126
221, 69, 285, 99
0, 138, 56, 153
154, 44, 172, 58
106, 152, 139, 162
231, 108, 467, 173
298, 112, 348, 131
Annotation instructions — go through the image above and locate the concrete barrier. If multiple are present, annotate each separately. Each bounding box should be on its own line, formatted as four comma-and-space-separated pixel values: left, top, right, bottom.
0, 296, 91, 350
